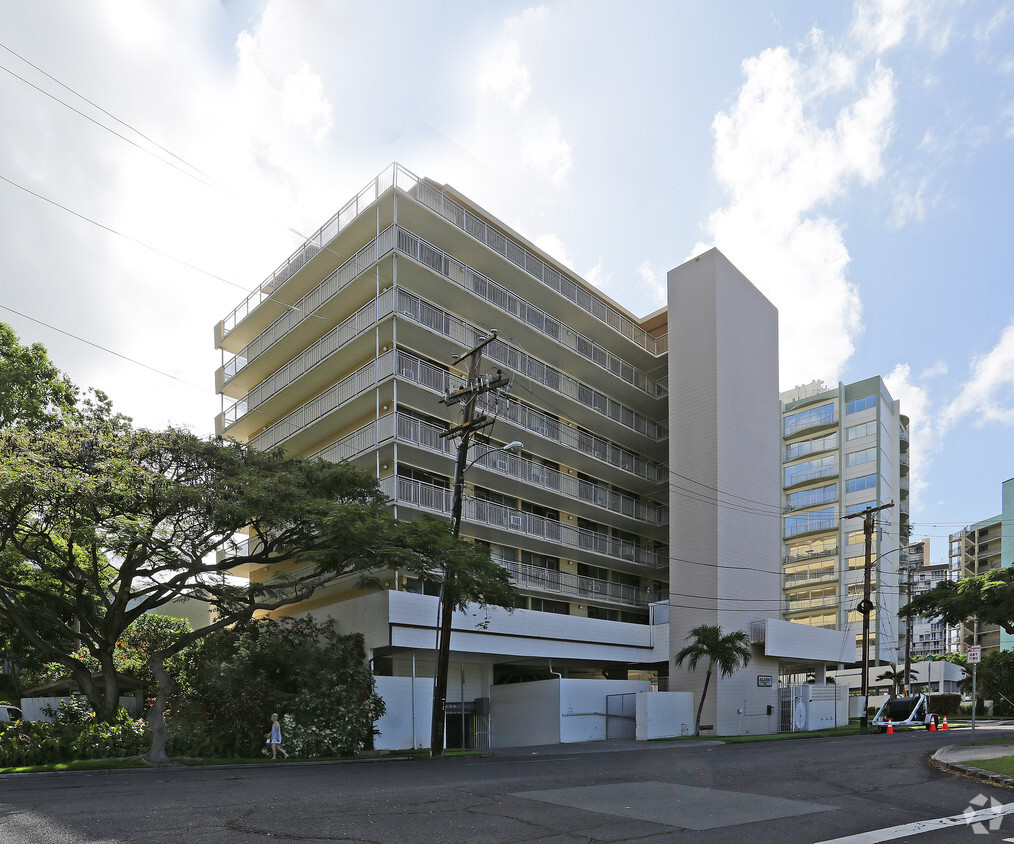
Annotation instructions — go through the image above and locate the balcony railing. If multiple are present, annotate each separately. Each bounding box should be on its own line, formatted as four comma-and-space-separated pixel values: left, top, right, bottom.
498, 559, 652, 608
223, 291, 395, 427
783, 569, 837, 588
407, 178, 666, 356
394, 287, 664, 439
784, 515, 837, 538
783, 546, 839, 564
223, 230, 392, 380
248, 352, 395, 452
220, 165, 414, 337
382, 476, 667, 569
784, 465, 838, 488
395, 351, 667, 483
783, 594, 841, 613
394, 227, 665, 397
395, 413, 667, 525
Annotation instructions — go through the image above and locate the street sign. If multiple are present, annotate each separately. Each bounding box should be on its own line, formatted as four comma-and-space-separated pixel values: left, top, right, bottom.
968, 645, 982, 664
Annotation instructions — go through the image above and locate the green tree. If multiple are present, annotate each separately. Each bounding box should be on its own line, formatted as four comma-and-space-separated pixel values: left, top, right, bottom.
0, 410, 394, 762
875, 664, 905, 697
176, 617, 384, 758
673, 624, 752, 736
0, 323, 76, 430
901, 569, 1014, 634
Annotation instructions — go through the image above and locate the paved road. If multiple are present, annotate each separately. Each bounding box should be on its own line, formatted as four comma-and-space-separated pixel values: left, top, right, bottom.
2, 728, 1014, 843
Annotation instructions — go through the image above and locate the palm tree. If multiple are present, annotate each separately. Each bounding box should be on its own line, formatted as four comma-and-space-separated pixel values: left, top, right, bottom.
876, 665, 906, 697
673, 624, 752, 736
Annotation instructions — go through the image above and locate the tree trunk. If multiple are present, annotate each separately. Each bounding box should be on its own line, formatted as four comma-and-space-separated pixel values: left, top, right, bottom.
694, 667, 713, 736
143, 655, 176, 764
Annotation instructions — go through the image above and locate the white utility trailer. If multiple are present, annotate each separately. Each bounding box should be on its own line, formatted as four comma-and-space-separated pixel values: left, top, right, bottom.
871, 694, 939, 731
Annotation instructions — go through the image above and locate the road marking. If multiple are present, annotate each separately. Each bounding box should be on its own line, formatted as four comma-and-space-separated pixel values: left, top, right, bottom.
814, 801, 1014, 843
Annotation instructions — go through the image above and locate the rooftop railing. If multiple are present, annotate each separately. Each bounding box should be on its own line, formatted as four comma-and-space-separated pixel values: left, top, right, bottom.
220, 165, 413, 338
382, 476, 668, 569
407, 178, 667, 356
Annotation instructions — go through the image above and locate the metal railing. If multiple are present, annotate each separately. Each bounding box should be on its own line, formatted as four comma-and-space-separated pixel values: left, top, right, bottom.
784, 514, 837, 538
394, 351, 667, 483
395, 413, 667, 524
220, 165, 413, 337
498, 559, 651, 608
382, 476, 667, 568
407, 178, 666, 356
393, 287, 664, 439
222, 230, 393, 380
248, 352, 395, 452
223, 291, 395, 427
394, 227, 665, 396
783, 546, 839, 564
784, 485, 838, 512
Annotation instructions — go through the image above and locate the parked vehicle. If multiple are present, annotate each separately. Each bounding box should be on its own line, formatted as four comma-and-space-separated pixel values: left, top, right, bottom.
0, 704, 22, 723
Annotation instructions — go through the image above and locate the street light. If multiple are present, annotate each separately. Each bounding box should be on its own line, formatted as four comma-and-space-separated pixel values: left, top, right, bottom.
431, 439, 523, 757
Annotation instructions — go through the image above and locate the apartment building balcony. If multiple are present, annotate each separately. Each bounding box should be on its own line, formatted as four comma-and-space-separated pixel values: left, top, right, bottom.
216, 171, 403, 351
783, 594, 841, 614
782, 409, 838, 439
783, 465, 838, 489
784, 513, 838, 538
782, 568, 838, 589
784, 486, 838, 512
381, 476, 668, 572
499, 559, 653, 609
400, 174, 667, 361
393, 351, 667, 490
391, 413, 667, 528
783, 546, 839, 564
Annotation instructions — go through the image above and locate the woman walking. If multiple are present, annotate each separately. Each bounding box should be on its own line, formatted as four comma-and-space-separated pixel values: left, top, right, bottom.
267, 712, 289, 759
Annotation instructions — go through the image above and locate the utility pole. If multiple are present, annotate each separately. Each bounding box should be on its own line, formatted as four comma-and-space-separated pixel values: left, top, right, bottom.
430, 330, 509, 758
903, 558, 913, 694
844, 500, 894, 731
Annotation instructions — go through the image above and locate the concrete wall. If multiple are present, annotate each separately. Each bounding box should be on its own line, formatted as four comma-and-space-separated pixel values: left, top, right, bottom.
667, 249, 783, 736
373, 676, 433, 751
491, 680, 561, 747
559, 679, 651, 743
635, 691, 694, 740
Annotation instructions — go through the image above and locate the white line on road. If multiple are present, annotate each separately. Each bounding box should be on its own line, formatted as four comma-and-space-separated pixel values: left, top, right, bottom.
814, 801, 1014, 843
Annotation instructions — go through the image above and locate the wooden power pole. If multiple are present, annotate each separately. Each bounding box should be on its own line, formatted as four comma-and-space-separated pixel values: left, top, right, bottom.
844, 500, 893, 731
430, 330, 508, 758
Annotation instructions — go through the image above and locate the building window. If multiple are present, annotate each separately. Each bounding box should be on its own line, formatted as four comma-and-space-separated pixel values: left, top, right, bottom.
530, 598, 569, 614
846, 447, 877, 467
785, 507, 836, 537
786, 483, 838, 510
784, 455, 837, 487
845, 420, 877, 440
846, 475, 877, 494
847, 500, 876, 515
846, 395, 876, 414
784, 403, 836, 436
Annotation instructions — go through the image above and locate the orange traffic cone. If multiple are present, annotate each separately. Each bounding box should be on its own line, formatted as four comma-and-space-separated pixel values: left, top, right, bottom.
928, 716, 937, 731
942, 716, 949, 730
886, 719, 894, 734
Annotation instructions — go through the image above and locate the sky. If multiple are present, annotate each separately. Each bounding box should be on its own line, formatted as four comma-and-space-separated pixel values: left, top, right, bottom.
0, 0, 1012, 563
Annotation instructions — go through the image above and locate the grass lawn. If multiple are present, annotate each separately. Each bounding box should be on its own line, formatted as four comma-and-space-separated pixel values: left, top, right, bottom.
969, 756, 1014, 777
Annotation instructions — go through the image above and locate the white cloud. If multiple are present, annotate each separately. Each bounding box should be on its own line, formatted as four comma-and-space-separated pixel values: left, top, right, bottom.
532, 232, 574, 269
475, 39, 531, 110
941, 318, 1014, 430
884, 362, 937, 511
280, 63, 333, 144
695, 33, 895, 388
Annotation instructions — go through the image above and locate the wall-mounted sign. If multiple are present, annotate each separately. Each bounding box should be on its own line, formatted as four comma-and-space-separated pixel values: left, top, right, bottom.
757, 675, 773, 687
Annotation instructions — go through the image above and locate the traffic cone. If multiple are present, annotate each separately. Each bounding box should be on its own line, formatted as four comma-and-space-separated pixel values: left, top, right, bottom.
928, 716, 937, 731
886, 719, 894, 734
942, 716, 949, 730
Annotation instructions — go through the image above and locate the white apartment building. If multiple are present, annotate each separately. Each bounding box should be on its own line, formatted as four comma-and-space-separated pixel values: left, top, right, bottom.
901, 539, 952, 659
215, 164, 848, 744
949, 477, 1014, 656
779, 378, 911, 665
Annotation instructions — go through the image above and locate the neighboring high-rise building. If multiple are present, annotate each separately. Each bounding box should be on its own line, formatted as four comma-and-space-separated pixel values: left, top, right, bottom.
779, 378, 911, 665
949, 477, 1014, 656
215, 164, 847, 743
899, 538, 953, 659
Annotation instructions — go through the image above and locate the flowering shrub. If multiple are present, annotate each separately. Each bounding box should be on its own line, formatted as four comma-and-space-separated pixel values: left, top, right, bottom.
173, 618, 385, 758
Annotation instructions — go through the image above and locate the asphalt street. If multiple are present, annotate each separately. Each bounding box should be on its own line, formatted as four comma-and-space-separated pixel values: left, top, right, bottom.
2, 728, 1014, 843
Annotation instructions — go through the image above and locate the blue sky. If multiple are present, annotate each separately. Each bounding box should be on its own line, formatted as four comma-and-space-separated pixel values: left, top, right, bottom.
0, 1, 1012, 562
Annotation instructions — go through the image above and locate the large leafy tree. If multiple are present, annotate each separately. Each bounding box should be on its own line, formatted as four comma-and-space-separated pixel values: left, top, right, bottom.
673, 624, 752, 736
0, 323, 76, 430
0, 409, 393, 761
901, 569, 1014, 634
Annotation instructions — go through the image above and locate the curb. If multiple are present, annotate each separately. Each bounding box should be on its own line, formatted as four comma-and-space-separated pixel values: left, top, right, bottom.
932, 749, 1014, 790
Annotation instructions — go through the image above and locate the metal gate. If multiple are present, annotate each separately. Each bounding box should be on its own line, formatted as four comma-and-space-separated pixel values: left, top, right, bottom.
606, 693, 636, 740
